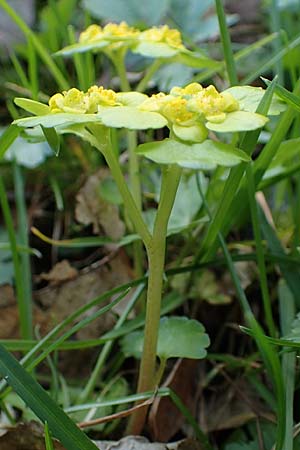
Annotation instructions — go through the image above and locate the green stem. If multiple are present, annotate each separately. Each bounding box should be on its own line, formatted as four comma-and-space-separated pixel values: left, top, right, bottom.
91, 128, 152, 247
110, 50, 130, 91
0, 175, 32, 339
0, 0, 69, 90
111, 51, 145, 279
215, 0, 238, 85
127, 130, 144, 279
128, 164, 182, 434
13, 162, 33, 339
246, 164, 276, 338
136, 59, 163, 93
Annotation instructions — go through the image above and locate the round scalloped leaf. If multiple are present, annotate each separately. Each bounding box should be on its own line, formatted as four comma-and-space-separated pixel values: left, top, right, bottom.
116, 92, 148, 106
172, 123, 208, 142
97, 106, 167, 129
206, 111, 268, 133
137, 138, 250, 169
223, 86, 286, 115
14, 98, 50, 116
121, 316, 210, 360
13, 113, 103, 129
55, 40, 110, 56
132, 41, 179, 58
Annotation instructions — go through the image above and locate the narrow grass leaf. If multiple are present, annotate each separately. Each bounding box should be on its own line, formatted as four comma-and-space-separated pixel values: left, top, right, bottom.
0, 344, 99, 450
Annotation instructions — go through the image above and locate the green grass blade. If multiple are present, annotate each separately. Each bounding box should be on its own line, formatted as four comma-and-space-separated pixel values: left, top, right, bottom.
0, 124, 20, 159
200, 77, 278, 261
279, 280, 296, 450
0, 176, 31, 339
0, 344, 99, 450
0, 0, 69, 90
44, 422, 54, 450
262, 77, 300, 112
215, 0, 238, 85
259, 208, 300, 308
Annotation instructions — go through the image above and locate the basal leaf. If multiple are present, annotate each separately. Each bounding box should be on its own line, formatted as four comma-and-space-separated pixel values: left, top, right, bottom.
121, 316, 210, 360
206, 111, 269, 133
116, 92, 148, 106
14, 98, 50, 116
137, 138, 250, 169
98, 106, 167, 129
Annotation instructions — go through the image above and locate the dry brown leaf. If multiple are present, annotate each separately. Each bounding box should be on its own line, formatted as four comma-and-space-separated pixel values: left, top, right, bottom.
0, 422, 64, 450
75, 169, 125, 239
201, 377, 272, 432
148, 359, 199, 442
39, 260, 78, 285
93, 436, 203, 450
34, 251, 133, 340
0, 284, 15, 307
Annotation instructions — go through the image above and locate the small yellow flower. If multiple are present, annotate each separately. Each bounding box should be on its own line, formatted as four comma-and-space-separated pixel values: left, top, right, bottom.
49, 88, 87, 114
79, 24, 103, 43
79, 21, 139, 45
49, 86, 118, 114
161, 97, 195, 125
102, 21, 139, 38
187, 84, 239, 122
170, 83, 204, 97
87, 86, 118, 112
140, 25, 183, 48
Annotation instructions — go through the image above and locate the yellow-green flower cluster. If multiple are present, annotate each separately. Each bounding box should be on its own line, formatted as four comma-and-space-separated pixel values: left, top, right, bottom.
79, 21, 139, 43
139, 82, 239, 141
49, 86, 119, 114
141, 83, 239, 123
139, 25, 183, 49
78, 21, 184, 50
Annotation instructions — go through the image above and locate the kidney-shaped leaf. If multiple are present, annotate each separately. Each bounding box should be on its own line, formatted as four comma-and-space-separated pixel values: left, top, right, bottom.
98, 106, 167, 129
133, 41, 179, 58
137, 138, 250, 169
223, 86, 286, 115
55, 40, 108, 57
206, 111, 268, 133
121, 316, 210, 360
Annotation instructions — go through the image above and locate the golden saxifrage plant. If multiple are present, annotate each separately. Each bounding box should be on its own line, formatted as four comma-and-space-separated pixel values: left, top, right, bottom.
12, 22, 284, 434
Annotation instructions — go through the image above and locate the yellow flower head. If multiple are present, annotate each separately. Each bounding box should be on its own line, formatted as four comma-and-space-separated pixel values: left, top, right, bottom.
187, 84, 239, 123
102, 21, 139, 38
170, 83, 204, 98
140, 92, 195, 125
79, 21, 139, 44
87, 86, 118, 112
140, 25, 183, 48
49, 88, 87, 114
49, 86, 118, 114
161, 97, 195, 125
79, 25, 103, 43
